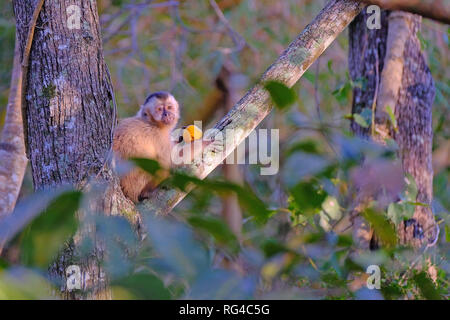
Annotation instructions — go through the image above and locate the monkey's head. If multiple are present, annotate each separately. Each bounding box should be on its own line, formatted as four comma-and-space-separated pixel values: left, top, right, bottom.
138, 91, 180, 129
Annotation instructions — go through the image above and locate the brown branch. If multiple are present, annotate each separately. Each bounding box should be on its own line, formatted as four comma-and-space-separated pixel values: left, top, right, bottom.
374, 11, 410, 140
0, 36, 27, 220
209, 0, 247, 54
360, 0, 450, 25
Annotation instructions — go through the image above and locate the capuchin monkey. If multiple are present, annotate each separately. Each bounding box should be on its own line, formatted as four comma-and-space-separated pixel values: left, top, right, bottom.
113, 91, 180, 203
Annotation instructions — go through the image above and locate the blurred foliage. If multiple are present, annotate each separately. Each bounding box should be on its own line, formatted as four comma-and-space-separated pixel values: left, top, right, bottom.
0, 0, 448, 300
19, 191, 81, 268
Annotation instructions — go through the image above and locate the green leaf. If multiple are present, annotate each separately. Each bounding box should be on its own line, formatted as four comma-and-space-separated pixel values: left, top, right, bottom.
413, 272, 441, 300
343, 113, 353, 120
131, 158, 162, 175
332, 81, 352, 105
403, 202, 416, 218
327, 60, 334, 74
381, 281, 403, 300
385, 105, 398, 131
417, 31, 428, 50
353, 113, 369, 128
0, 257, 9, 270
287, 195, 308, 226
145, 215, 209, 280
0, 269, 53, 299
290, 181, 327, 216
111, 273, 171, 299
351, 77, 367, 90
264, 80, 296, 110
387, 202, 404, 225
360, 108, 372, 124
188, 216, 240, 254
337, 235, 353, 247
286, 139, 321, 155
445, 225, 450, 242
112, 0, 124, 7
19, 191, 82, 268
187, 270, 254, 299
261, 239, 290, 258
322, 196, 341, 220
303, 71, 315, 84
233, 185, 271, 224
404, 173, 418, 202
362, 208, 397, 247
169, 172, 271, 224
319, 196, 342, 231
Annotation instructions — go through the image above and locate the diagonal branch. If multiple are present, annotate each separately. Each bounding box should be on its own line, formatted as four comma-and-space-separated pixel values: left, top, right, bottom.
142, 0, 365, 215
0, 36, 28, 220
360, 0, 450, 25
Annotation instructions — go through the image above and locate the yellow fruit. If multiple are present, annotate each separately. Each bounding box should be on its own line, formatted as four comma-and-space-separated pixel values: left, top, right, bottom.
182, 125, 203, 143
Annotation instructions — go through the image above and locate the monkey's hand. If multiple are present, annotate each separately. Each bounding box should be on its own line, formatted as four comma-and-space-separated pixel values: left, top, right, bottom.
138, 181, 157, 202
174, 138, 215, 165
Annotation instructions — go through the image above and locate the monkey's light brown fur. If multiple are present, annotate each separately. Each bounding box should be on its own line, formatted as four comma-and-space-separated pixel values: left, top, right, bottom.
113, 92, 179, 203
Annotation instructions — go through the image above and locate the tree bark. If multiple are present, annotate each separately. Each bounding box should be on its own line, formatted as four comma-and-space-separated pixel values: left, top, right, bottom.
0, 36, 27, 220
142, 0, 365, 216
349, 9, 438, 248
13, 0, 136, 299
14, 0, 113, 189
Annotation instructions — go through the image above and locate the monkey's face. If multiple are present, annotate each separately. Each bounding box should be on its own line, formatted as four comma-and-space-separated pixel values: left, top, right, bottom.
139, 92, 180, 128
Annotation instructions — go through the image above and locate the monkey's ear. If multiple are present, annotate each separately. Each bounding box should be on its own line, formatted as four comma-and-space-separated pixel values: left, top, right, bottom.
136, 105, 144, 117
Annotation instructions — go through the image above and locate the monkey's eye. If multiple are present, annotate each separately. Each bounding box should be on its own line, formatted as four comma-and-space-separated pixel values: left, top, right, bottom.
167, 105, 173, 110
157, 106, 163, 112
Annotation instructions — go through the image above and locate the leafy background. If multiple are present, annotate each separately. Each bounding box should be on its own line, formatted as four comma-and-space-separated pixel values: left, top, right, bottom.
0, 0, 448, 299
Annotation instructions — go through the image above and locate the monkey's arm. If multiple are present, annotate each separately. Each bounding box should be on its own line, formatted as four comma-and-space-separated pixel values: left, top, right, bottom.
112, 118, 157, 160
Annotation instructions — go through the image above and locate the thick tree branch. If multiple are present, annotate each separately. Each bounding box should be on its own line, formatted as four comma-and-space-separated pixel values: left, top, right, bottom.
360, 0, 450, 25
0, 37, 27, 220
142, 0, 365, 215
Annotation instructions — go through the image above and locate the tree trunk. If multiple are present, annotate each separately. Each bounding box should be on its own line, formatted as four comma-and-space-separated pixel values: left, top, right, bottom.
13, 0, 135, 299
349, 8, 438, 248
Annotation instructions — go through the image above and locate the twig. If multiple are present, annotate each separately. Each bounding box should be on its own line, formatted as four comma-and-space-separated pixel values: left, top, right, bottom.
103, 1, 179, 43
209, 0, 247, 54
173, 5, 216, 34
314, 58, 322, 121
370, 48, 380, 137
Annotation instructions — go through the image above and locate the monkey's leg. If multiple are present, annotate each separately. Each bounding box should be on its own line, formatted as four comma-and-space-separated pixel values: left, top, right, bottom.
138, 181, 157, 202
137, 165, 171, 201
120, 168, 150, 203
